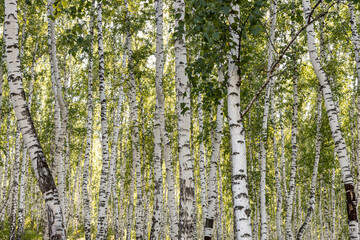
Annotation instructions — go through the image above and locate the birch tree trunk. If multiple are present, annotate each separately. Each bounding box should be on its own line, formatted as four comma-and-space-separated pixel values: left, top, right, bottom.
0, 113, 11, 229
155, 2, 178, 237
296, 90, 322, 239
302, 0, 359, 238
10, 129, 21, 240
47, 0, 68, 227
0, 53, 3, 123
4, 0, 66, 238
17, 41, 37, 240
96, 0, 111, 238
105, 56, 124, 239
260, 2, 277, 238
280, 111, 287, 203
271, 85, 283, 240
285, 10, 299, 239
82, 1, 95, 239
204, 68, 224, 240
129, 26, 144, 240
150, 0, 165, 238
175, 0, 195, 238
348, 3, 360, 237
198, 94, 207, 222
227, 4, 252, 239
123, 1, 144, 238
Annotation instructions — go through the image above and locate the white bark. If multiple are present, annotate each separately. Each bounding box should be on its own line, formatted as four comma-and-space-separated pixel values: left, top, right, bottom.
105, 58, 124, 239
302, 0, 359, 238
4, 0, 66, 238
280, 111, 287, 202
18, 40, 37, 240
204, 68, 224, 239
175, 0, 195, 238
271, 86, 282, 240
260, 2, 277, 238
296, 90, 322, 239
156, 7, 178, 238
47, 0, 68, 227
150, 0, 165, 238
198, 94, 207, 221
348, 3, 360, 237
82, 2, 95, 239
227, 4, 252, 239
285, 20, 299, 240
331, 169, 336, 239
10, 129, 21, 240
96, 0, 111, 237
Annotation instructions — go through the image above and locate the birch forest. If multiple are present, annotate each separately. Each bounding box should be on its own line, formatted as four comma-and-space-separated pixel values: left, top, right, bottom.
4, 0, 360, 239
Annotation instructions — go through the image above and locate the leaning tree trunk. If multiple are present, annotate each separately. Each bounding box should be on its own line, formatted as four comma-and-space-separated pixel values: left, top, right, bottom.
96, 0, 111, 238
4, 0, 66, 238
150, 0, 165, 238
302, 0, 359, 238
296, 90, 322, 239
227, 4, 252, 239
82, 1, 95, 239
175, 0, 195, 238
204, 67, 224, 240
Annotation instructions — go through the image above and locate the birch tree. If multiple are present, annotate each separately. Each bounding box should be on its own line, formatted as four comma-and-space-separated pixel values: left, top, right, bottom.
203, 67, 224, 239
47, 0, 68, 226
150, 0, 165, 238
302, 0, 359, 238
296, 90, 322, 239
259, 1, 277, 238
96, 0, 111, 237
227, 3, 252, 239
175, 0, 196, 238
82, 1, 95, 239
4, 0, 66, 238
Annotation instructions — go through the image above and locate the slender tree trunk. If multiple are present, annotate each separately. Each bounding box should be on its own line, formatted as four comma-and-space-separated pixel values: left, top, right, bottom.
198, 94, 207, 222
0, 52, 3, 124
260, 2, 277, 238
280, 111, 287, 203
302, 0, 359, 238
47, 0, 68, 227
96, 0, 111, 238
155, 7, 178, 238
82, 2, 95, 239
348, 3, 360, 237
296, 90, 322, 239
271, 85, 283, 240
4, 0, 66, 238
285, 8, 299, 238
204, 68, 224, 240
17, 41, 37, 240
0, 113, 10, 229
150, 0, 165, 238
331, 169, 336, 239
10, 129, 21, 240
105, 64, 124, 239
175, 0, 195, 238
227, 4, 252, 239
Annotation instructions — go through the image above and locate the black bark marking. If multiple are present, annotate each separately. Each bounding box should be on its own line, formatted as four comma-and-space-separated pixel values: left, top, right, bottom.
345, 184, 358, 222
36, 151, 56, 193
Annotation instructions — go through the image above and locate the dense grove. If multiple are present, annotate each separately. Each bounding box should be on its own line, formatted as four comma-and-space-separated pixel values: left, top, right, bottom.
1, 0, 360, 239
